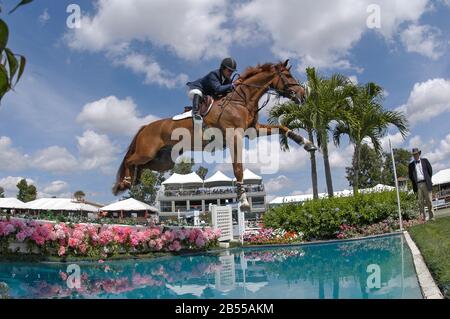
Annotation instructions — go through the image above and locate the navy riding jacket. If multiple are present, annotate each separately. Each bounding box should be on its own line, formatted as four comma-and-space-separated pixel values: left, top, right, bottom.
187, 69, 232, 99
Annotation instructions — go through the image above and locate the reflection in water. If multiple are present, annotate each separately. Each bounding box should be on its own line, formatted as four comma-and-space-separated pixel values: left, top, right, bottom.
0, 234, 422, 299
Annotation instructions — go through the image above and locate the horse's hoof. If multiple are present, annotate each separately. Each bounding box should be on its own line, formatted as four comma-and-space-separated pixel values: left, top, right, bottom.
239, 198, 251, 212
304, 143, 317, 152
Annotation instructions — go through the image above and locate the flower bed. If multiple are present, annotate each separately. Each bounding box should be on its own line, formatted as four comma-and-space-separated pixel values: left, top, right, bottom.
0, 219, 221, 259
243, 228, 304, 245
336, 217, 424, 239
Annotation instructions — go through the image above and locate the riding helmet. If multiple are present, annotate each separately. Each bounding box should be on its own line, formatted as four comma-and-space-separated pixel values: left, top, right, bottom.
220, 57, 237, 72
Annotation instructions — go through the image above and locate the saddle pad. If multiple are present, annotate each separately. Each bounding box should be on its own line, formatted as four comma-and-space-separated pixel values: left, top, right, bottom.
172, 110, 193, 121
172, 100, 214, 121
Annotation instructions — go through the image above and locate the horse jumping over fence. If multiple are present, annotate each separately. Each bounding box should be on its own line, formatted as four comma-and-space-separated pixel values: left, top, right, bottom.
112, 60, 316, 211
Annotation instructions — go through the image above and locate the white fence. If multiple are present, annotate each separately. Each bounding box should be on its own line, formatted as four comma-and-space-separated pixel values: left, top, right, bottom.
210, 204, 233, 242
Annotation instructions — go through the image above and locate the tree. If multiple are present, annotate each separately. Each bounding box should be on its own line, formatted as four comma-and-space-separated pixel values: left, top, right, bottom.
196, 166, 209, 180
381, 148, 411, 186
0, 186, 4, 198
171, 157, 194, 175
0, 0, 32, 102
73, 190, 86, 201
127, 169, 158, 204
305, 67, 355, 197
16, 179, 36, 202
333, 82, 408, 194
345, 143, 383, 189
269, 101, 319, 199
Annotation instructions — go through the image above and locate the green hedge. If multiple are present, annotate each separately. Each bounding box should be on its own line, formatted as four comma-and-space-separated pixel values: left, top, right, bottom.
263, 191, 419, 240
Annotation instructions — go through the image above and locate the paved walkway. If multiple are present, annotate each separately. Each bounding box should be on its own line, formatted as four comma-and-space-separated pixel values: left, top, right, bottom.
435, 207, 450, 218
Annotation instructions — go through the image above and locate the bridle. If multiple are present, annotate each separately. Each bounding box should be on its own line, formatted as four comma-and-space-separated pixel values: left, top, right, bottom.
219, 65, 306, 113
272, 69, 305, 103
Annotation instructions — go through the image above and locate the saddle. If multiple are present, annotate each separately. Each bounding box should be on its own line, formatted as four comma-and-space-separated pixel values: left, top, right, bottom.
172, 96, 214, 121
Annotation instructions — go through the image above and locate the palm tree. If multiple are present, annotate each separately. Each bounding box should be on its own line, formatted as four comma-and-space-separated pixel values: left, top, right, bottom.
305, 67, 354, 197
333, 82, 409, 194
269, 101, 319, 199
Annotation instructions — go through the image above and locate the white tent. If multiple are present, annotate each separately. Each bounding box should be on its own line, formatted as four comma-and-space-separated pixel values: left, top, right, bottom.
23, 198, 99, 212
162, 172, 204, 188
204, 171, 233, 187
232, 169, 263, 184
360, 184, 395, 193
432, 169, 450, 186
101, 198, 158, 213
0, 198, 26, 209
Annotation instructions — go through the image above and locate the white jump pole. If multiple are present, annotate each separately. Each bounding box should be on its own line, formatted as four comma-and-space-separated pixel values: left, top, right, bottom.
389, 139, 403, 231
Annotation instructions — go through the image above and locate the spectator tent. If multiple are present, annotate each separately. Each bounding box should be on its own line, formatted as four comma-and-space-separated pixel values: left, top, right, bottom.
232, 169, 262, 185
161, 172, 204, 188
204, 171, 233, 187
101, 198, 158, 213
0, 198, 26, 209
432, 168, 450, 186
23, 198, 100, 212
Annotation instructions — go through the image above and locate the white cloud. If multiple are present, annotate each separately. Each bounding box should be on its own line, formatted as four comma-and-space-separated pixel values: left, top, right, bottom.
0, 176, 36, 197
31, 146, 78, 173
234, 0, 429, 70
42, 181, 69, 195
77, 96, 159, 136
396, 78, 450, 126
39, 8, 50, 25
380, 132, 406, 151
328, 143, 354, 168
400, 24, 445, 60
348, 75, 358, 85
426, 134, 450, 171
212, 134, 310, 175
77, 130, 121, 174
264, 175, 295, 194
290, 187, 314, 196
0, 136, 29, 171
65, 0, 231, 60
408, 135, 422, 149
113, 53, 188, 88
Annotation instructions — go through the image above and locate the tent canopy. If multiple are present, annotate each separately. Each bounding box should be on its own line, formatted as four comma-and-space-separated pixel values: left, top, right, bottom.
232, 169, 262, 184
432, 168, 450, 186
23, 198, 99, 212
204, 171, 233, 187
0, 198, 26, 209
162, 172, 203, 188
101, 198, 158, 213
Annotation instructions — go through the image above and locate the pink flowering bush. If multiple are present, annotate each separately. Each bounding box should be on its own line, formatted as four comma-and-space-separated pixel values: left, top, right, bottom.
0, 219, 221, 259
336, 217, 425, 239
244, 228, 304, 245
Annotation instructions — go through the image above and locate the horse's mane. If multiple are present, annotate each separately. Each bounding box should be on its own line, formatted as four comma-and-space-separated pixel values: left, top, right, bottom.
239, 62, 275, 81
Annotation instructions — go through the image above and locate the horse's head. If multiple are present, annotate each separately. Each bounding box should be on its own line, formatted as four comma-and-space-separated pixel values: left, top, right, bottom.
270, 60, 306, 104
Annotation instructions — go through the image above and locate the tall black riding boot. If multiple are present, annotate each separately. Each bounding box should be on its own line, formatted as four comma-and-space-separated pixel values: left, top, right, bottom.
192, 94, 203, 127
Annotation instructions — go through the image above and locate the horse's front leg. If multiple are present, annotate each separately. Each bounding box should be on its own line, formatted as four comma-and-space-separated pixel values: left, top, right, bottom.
255, 123, 317, 152
230, 129, 250, 211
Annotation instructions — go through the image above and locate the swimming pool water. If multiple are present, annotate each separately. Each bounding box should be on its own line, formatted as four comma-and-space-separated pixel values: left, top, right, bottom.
0, 234, 422, 299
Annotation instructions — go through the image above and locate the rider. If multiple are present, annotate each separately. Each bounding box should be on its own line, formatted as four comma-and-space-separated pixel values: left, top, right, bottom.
186, 57, 240, 127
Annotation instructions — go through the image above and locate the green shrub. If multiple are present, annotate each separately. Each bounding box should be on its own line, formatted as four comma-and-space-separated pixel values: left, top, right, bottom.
264, 191, 419, 240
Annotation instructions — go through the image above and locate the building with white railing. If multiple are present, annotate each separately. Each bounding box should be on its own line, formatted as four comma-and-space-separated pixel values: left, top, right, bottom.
156, 169, 266, 220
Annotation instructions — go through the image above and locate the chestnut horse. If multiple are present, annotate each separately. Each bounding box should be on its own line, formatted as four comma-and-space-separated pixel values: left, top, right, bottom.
112, 60, 316, 210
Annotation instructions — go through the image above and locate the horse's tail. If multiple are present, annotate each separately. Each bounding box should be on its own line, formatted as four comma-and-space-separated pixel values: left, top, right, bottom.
112, 125, 146, 195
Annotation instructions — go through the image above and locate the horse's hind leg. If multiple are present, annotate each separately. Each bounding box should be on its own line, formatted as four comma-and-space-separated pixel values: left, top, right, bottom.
229, 129, 250, 211
255, 123, 317, 152
124, 143, 163, 186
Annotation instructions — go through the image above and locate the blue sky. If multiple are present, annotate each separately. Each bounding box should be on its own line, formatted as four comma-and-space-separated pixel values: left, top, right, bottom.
0, 0, 449, 204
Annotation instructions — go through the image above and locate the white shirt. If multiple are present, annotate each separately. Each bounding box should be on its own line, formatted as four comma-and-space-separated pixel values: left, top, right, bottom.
415, 158, 425, 182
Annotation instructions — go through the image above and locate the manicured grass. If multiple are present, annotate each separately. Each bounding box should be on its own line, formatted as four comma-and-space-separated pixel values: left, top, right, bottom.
409, 216, 450, 298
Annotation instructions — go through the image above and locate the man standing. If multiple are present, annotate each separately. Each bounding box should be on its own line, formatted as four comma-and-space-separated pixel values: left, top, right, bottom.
408, 148, 435, 221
